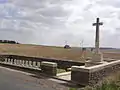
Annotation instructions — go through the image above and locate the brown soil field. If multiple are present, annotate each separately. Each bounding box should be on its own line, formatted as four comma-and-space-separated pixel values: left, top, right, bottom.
0, 43, 120, 62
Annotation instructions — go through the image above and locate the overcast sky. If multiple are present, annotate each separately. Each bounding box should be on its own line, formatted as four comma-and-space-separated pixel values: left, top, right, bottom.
0, 0, 120, 48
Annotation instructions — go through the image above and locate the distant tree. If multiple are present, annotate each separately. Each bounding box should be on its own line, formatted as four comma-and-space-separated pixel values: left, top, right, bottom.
0, 40, 19, 44
0, 40, 2, 43
9, 40, 16, 44
3, 40, 8, 43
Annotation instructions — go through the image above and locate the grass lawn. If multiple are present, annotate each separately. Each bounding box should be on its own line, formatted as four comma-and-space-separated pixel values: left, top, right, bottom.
57, 69, 66, 73
0, 43, 93, 62
0, 43, 120, 62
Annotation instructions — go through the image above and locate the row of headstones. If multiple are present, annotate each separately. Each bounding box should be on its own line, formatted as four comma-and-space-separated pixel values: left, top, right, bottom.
0, 58, 57, 76
3, 58, 41, 68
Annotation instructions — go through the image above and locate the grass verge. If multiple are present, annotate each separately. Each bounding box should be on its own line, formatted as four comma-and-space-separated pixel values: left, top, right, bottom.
57, 69, 66, 73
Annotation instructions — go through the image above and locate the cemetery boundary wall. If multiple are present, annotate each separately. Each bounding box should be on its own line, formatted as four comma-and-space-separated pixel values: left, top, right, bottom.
71, 59, 120, 86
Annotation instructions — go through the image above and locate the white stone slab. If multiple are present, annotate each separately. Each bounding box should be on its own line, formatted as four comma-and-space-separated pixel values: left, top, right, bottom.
41, 61, 57, 67
72, 59, 120, 72
85, 60, 105, 67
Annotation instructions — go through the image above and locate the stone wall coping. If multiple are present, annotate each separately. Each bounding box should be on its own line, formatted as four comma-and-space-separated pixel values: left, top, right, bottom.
72, 60, 120, 72
41, 61, 57, 67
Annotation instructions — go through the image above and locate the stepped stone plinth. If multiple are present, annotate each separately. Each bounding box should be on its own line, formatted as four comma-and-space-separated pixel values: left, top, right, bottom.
85, 52, 104, 67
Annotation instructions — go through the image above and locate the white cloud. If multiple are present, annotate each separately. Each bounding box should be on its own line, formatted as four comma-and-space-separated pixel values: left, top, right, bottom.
0, 0, 120, 48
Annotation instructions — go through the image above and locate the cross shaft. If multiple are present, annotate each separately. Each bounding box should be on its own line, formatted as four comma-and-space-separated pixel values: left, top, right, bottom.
93, 18, 103, 54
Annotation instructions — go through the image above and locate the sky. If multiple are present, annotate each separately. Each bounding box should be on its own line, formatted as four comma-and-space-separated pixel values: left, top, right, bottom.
0, 0, 120, 48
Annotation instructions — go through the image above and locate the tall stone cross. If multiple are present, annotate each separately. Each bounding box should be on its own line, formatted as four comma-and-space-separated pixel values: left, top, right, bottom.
93, 18, 103, 54
85, 18, 103, 67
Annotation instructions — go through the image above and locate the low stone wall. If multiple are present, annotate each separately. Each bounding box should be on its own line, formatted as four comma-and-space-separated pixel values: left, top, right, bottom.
71, 60, 120, 86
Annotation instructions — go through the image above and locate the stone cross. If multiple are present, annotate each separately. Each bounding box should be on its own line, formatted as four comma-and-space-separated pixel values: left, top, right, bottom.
85, 18, 103, 67
93, 18, 103, 54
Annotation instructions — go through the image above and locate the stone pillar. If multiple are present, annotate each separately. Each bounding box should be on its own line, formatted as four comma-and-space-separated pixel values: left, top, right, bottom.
41, 61, 57, 76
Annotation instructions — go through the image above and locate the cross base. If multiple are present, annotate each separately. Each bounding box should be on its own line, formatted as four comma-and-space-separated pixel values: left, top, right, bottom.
85, 60, 106, 67
92, 52, 103, 62
85, 52, 104, 67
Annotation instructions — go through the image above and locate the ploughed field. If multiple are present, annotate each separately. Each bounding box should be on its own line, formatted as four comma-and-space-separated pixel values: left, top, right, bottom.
0, 43, 120, 62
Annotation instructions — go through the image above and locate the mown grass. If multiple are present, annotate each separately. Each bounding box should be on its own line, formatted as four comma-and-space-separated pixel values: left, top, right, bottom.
57, 69, 66, 73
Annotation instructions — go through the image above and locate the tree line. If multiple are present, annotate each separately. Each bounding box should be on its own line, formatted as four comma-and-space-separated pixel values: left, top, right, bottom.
0, 40, 20, 44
